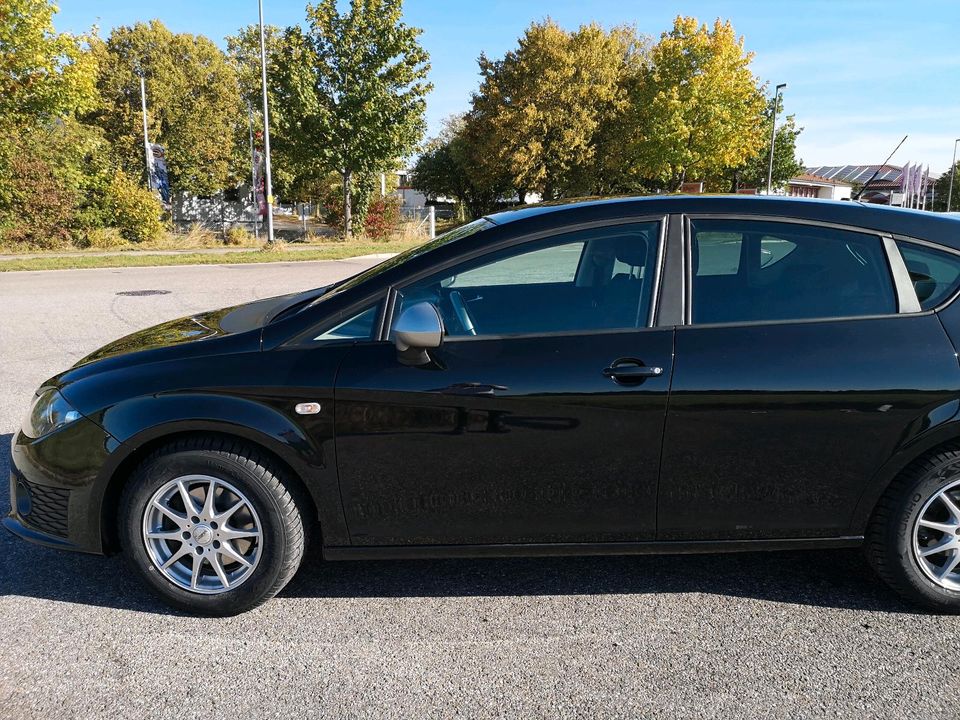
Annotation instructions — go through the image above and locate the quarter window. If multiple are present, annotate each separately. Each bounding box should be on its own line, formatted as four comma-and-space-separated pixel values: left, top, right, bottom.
396, 222, 661, 337
895, 241, 960, 310
314, 305, 378, 341
690, 219, 897, 324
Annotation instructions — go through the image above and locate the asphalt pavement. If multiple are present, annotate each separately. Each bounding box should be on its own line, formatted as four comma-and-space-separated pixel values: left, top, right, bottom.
1, 260, 958, 719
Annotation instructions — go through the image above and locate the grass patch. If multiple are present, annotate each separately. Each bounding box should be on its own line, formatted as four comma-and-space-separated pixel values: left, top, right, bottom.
0, 239, 421, 272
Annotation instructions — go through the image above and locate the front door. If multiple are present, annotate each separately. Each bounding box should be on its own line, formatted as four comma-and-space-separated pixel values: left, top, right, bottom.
334, 220, 674, 546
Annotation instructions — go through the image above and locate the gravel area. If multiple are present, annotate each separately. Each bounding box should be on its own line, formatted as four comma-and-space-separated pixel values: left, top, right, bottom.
0, 260, 957, 719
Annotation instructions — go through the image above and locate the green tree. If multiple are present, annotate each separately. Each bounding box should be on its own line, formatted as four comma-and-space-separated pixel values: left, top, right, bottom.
270, 0, 431, 236
0, 0, 97, 226
931, 163, 959, 212
717, 97, 804, 192
627, 17, 766, 191
0, 0, 97, 125
412, 114, 512, 219
90, 20, 243, 196
470, 20, 646, 201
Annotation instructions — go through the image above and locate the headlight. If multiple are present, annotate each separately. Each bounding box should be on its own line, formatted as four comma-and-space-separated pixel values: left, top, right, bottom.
21, 388, 83, 439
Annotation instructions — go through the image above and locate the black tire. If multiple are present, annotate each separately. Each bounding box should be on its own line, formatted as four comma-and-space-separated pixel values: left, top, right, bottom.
119, 436, 307, 616
866, 446, 960, 613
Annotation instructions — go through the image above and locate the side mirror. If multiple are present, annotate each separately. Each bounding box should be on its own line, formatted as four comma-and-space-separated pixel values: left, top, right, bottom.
393, 302, 443, 364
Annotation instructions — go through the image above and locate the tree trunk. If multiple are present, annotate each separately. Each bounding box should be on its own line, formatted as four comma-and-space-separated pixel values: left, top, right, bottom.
343, 170, 353, 238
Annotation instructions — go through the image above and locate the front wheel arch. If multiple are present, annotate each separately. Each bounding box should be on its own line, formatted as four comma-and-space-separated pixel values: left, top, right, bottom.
99, 429, 319, 554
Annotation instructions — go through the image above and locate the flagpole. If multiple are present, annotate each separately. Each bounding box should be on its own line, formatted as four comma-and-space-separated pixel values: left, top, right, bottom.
948, 139, 959, 213
258, 0, 275, 243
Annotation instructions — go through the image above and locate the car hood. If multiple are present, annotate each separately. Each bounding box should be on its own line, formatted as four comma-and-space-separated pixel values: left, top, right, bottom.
71, 286, 328, 370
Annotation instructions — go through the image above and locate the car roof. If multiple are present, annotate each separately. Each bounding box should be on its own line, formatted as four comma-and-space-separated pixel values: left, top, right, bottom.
484, 195, 960, 250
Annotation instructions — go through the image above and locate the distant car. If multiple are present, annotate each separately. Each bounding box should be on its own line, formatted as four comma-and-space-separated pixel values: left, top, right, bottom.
8, 196, 960, 615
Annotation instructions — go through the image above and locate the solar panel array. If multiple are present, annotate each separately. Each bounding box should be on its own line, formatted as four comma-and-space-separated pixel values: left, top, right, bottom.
806, 165, 903, 184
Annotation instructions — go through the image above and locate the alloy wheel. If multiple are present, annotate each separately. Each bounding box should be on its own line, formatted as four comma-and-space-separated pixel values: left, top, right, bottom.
912, 478, 960, 591
142, 474, 262, 594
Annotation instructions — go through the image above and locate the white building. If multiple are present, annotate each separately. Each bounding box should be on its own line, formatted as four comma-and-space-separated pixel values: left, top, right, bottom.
786, 173, 853, 201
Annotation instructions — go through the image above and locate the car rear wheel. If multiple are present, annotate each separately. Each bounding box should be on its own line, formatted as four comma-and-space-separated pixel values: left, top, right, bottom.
120, 437, 306, 616
867, 447, 960, 612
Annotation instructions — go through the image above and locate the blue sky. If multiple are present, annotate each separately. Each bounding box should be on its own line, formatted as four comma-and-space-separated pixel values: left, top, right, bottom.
55, 0, 960, 172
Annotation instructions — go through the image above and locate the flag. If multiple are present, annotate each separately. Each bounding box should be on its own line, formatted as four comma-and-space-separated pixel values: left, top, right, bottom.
899, 163, 910, 206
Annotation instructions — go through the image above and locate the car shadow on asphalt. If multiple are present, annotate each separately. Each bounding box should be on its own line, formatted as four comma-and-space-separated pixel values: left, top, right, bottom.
0, 434, 920, 616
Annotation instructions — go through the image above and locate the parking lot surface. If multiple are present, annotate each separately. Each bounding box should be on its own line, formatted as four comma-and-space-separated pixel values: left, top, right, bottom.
1, 260, 958, 719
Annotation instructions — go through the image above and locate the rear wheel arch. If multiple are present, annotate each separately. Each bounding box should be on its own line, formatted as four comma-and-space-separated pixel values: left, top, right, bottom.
99, 428, 319, 554
853, 427, 960, 535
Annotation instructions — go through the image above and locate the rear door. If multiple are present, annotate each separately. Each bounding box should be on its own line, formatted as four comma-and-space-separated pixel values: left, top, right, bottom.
659, 216, 960, 540
333, 219, 675, 546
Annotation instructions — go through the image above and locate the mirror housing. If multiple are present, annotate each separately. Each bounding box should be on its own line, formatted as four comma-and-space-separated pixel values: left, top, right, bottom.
393, 302, 443, 364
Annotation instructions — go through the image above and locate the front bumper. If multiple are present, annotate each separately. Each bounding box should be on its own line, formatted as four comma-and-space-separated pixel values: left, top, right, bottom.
4, 418, 117, 555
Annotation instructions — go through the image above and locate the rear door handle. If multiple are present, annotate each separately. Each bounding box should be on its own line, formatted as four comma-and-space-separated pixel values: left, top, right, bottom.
602, 359, 663, 383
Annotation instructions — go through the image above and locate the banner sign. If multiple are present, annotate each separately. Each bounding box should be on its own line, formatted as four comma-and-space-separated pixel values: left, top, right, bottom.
253, 149, 267, 217
147, 143, 170, 205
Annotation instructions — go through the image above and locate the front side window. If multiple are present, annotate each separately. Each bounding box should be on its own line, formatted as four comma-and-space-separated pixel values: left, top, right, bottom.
896, 241, 960, 310
690, 219, 896, 325
395, 222, 661, 338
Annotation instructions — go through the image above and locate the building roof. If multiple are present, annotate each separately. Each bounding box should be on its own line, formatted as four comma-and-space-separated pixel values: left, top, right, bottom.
790, 173, 852, 186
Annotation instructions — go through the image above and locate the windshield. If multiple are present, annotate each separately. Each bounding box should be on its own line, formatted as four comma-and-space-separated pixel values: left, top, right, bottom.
308, 218, 494, 308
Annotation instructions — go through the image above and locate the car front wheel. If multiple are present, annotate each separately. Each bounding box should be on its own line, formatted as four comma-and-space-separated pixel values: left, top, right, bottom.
867, 447, 960, 612
120, 437, 307, 616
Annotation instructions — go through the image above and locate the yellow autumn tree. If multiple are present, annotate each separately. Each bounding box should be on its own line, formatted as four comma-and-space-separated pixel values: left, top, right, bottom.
471, 20, 647, 201
628, 17, 766, 191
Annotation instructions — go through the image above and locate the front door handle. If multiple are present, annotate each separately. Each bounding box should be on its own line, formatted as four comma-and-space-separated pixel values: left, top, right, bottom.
602, 359, 663, 383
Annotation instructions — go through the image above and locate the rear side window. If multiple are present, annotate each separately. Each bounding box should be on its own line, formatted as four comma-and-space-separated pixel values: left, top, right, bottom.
690, 219, 897, 324
895, 241, 960, 310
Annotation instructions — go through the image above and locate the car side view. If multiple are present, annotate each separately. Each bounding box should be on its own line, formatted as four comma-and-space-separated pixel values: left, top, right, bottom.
8, 195, 960, 616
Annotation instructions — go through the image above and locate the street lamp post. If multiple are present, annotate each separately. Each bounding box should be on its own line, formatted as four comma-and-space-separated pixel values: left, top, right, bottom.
258, 0, 275, 243
948, 138, 960, 213
766, 83, 787, 195
246, 104, 259, 241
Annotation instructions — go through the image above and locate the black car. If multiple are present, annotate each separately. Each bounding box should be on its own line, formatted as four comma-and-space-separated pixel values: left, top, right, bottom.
8, 195, 960, 615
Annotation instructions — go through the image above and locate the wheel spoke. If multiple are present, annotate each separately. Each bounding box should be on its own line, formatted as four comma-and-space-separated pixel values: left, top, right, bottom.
210, 553, 230, 589
201, 479, 217, 519
940, 492, 960, 524
161, 543, 190, 570
190, 554, 204, 590
918, 518, 958, 534
937, 549, 960, 579
177, 480, 200, 516
146, 529, 183, 541
214, 499, 245, 525
218, 526, 260, 542
218, 540, 253, 568
920, 538, 955, 557
152, 500, 187, 526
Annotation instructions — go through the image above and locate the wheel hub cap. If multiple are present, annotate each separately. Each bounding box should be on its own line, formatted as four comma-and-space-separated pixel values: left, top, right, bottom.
192, 525, 214, 545
142, 474, 262, 595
